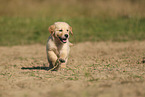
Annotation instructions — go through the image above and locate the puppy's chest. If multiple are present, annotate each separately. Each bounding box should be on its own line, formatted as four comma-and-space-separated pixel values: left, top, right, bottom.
53, 46, 61, 56
52, 44, 65, 56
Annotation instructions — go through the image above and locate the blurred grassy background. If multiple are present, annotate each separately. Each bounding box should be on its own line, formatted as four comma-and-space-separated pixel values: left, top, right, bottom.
0, 0, 145, 45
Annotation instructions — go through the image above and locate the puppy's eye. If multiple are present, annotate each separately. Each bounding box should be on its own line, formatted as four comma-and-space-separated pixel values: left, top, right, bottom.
59, 30, 63, 32
67, 29, 69, 32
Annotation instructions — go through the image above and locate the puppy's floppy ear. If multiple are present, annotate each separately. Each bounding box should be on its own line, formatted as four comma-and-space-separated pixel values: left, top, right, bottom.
48, 25, 55, 35
69, 26, 73, 35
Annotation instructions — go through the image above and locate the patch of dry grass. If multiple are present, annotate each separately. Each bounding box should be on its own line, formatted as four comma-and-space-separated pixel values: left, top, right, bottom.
0, 41, 145, 97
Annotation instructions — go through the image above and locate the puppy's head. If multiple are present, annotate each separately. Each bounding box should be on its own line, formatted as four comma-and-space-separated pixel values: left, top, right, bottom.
48, 22, 73, 43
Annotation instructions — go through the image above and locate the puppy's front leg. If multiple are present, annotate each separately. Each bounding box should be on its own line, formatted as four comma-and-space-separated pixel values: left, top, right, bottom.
47, 50, 59, 70
59, 50, 68, 68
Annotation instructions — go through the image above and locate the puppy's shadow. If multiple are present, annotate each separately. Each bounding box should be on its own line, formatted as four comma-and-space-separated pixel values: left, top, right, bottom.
21, 64, 51, 71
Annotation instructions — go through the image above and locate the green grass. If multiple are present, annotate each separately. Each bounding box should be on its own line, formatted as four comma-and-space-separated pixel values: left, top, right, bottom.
0, 16, 145, 46
0, 0, 145, 46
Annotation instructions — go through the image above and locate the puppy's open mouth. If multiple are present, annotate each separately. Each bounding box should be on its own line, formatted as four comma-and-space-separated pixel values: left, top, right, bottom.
58, 37, 67, 43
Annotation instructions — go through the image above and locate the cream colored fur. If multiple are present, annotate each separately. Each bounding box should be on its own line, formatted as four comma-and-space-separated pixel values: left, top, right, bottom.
46, 22, 73, 70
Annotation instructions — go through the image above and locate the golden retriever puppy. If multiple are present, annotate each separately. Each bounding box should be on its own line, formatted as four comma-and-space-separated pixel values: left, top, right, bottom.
46, 22, 73, 70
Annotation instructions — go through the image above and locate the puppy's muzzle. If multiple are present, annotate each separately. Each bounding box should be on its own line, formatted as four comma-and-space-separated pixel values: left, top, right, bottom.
64, 34, 68, 38
58, 34, 69, 43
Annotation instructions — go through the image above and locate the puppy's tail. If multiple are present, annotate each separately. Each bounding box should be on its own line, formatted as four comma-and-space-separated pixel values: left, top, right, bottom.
69, 42, 74, 47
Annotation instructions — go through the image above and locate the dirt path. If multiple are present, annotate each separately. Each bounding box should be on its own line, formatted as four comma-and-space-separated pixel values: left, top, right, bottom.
0, 41, 145, 97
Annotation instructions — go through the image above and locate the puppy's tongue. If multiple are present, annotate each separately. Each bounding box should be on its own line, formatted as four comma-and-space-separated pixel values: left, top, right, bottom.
62, 39, 67, 42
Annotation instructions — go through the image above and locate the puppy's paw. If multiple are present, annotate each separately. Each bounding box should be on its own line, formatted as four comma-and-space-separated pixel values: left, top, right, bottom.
59, 58, 65, 63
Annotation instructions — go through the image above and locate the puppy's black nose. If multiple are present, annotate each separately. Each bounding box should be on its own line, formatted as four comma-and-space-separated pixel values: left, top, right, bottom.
65, 34, 68, 38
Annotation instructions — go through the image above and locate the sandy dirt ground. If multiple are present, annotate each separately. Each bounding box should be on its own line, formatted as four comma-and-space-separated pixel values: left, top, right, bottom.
0, 41, 145, 97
